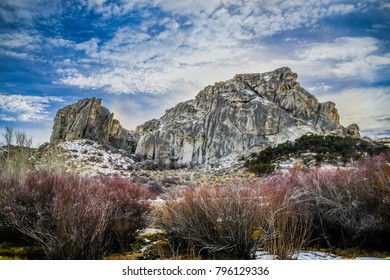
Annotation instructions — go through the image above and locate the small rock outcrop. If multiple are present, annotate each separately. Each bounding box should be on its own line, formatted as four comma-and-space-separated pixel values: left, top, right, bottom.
50, 67, 360, 166
346, 124, 361, 138
50, 98, 137, 151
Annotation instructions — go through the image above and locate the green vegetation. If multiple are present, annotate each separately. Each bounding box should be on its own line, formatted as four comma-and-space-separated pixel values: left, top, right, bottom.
0, 242, 44, 260
246, 134, 389, 175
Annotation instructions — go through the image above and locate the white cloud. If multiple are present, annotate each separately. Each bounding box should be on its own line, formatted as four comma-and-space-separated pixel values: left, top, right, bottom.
46, 37, 73, 48
296, 37, 378, 61
308, 82, 333, 94
75, 38, 100, 54
0, 0, 60, 25
333, 54, 390, 78
84, 0, 137, 18
327, 3, 355, 14
0, 50, 30, 59
380, 1, 390, 9
0, 114, 16, 122
0, 94, 64, 122
0, 32, 41, 50
273, 36, 390, 81
57, 1, 361, 95
318, 87, 390, 136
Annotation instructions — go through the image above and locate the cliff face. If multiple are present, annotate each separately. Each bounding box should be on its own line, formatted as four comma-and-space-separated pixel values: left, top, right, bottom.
50, 98, 137, 152
135, 67, 358, 166
50, 67, 359, 166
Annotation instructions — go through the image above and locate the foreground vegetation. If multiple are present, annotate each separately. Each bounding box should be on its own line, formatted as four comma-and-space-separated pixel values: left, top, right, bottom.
158, 153, 390, 259
0, 171, 154, 259
1, 128, 390, 259
1, 152, 389, 260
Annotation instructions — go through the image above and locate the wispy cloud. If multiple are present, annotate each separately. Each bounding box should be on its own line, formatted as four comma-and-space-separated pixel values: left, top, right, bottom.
0, 0, 60, 25
273, 36, 390, 83
0, 50, 30, 59
319, 87, 390, 137
0, 94, 64, 122
307, 83, 333, 94
0, 32, 41, 50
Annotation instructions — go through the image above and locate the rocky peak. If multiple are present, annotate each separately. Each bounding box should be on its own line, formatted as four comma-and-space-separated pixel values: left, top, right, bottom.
51, 67, 360, 167
50, 97, 137, 151
135, 67, 359, 166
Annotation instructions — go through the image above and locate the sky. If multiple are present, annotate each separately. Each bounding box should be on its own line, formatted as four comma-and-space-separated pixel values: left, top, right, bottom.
0, 0, 389, 146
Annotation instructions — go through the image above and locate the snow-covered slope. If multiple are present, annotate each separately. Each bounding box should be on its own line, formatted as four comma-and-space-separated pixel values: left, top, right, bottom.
59, 139, 136, 176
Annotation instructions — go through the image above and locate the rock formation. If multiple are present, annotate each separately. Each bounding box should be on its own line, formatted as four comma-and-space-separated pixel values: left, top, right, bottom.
135, 67, 359, 166
50, 97, 137, 151
50, 67, 360, 166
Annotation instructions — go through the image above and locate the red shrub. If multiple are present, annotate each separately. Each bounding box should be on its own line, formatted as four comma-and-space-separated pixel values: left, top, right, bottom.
160, 178, 311, 259
0, 171, 153, 259
160, 181, 267, 259
261, 173, 311, 259
296, 154, 390, 249
99, 176, 154, 252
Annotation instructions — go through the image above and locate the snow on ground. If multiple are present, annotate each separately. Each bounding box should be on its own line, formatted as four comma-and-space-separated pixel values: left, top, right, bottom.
254, 251, 341, 260
255, 251, 388, 260
213, 158, 242, 170
138, 228, 165, 235
59, 139, 136, 176
293, 251, 342, 260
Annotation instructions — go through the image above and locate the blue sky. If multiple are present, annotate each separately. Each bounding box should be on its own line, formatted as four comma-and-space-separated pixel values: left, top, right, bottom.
0, 0, 390, 146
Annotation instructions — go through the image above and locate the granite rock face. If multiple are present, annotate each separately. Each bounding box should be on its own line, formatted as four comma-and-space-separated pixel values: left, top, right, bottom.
135, 67, 358, 166
50, 98, 137, 151
51, 67, 360, 166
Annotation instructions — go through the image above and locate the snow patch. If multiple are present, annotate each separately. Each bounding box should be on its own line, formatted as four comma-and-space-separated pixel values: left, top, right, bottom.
59, 139, 135, 176
255, 251, 341, 260
244, 89, 257, 96
252, 96, 271, 106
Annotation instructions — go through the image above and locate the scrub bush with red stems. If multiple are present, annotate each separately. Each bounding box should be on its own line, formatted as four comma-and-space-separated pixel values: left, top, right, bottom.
160, 153, 390, 258
160, 181, 268, 259
0, 171, 153, 259
261, 174, 311, 259
297, 153, 390, 249
160, 179, 311, 259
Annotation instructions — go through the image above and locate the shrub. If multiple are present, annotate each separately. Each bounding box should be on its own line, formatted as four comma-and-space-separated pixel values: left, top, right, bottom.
160, 153, 390, 258
297, 153, 390, 249
0, 171, 153, 259
248, 163, 276, 175
159, 181, 267, 259
159, 179, 311, 259
100, 176, 154, 252
246, 134, 389, 174
262, 174, 311, 259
